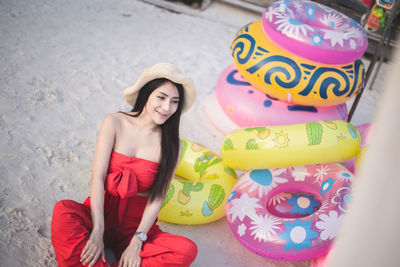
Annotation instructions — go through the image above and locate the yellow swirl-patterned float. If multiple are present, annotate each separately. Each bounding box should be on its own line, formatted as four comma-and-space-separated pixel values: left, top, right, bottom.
159, 138, 237, 224
220, 120, 360, 170
231, 21, 365, 107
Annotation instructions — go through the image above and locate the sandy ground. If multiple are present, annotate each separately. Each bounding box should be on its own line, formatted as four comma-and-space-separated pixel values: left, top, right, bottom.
0, 0, 392, 266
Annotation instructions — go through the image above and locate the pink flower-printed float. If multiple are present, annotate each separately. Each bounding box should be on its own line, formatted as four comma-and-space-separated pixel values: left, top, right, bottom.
225, 163, 353, 261
262, 0, 368, 64
214, 64, 348, 127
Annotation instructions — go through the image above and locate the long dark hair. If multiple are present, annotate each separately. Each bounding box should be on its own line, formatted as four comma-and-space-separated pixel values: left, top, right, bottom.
122, 78, 184, 203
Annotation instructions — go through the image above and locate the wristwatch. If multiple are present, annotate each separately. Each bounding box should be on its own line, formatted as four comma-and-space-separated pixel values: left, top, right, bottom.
134, 231, 147, 242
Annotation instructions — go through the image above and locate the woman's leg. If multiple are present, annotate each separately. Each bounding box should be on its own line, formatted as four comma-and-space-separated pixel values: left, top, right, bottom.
139, 230, 198, 267
51, 199, 110, 267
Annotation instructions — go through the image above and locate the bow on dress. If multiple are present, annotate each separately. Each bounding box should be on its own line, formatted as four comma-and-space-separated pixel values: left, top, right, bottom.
106, 168, 139, 224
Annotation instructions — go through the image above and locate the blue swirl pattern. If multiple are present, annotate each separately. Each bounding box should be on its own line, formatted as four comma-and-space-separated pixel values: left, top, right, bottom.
231, 23, 365, 104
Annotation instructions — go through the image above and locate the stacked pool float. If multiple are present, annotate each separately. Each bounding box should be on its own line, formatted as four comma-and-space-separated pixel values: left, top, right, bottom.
214, 0, 369, 262
206, 0, 367, 134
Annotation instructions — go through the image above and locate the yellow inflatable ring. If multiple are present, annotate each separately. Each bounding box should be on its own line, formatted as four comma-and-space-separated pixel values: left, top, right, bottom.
355, 145, 369, 172
231, 21, 365, 107
159, 138, 237, 224
221, 120, 360, 170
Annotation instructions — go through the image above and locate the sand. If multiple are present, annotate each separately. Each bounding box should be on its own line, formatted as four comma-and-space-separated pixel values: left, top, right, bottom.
0, 0, 391, 266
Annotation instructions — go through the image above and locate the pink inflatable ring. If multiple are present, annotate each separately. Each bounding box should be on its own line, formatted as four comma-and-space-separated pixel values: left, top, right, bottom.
215, 64, 348, 127
262, 0, 368, 64
225, 163, 353, 261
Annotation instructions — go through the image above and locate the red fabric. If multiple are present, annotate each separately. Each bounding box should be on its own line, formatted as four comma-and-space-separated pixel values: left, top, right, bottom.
104, 151, 159, 224
51, 153, 197, 266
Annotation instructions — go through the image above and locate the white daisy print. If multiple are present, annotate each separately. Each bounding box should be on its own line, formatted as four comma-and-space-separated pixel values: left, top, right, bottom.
228, 193, 262, 222
274, 9, 314, 38
292, 166, 309, 181
293, 1, 303, 13
237, 169, 288, 198
343, 26, 365, 40
322, 29, 346, 47
250, 214, 281, 242
315, 210, 344, 240
264, 6, 281, 22
238, 223, 247, 237
314, 165, 329, 183
320, 13, 344, 29
278, 1, 289, 13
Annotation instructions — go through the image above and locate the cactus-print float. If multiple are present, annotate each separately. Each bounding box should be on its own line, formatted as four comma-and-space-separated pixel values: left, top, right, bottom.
159, 138, 237, 224
221, 120, 360, 170
202, 184, 225, 216
306, 122, 323, 145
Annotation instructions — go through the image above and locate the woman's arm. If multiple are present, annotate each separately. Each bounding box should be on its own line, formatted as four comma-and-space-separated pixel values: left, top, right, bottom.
90, 114, 116, 231
81, 114, 117, 266
118, 141, 183, 267
136, 140, 183, 236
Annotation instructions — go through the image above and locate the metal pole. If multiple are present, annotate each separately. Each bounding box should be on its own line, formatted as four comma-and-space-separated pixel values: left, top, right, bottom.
347, 0, 399, 122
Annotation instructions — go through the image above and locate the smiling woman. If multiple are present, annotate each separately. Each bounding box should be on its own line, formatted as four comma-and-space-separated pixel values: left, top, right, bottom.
50, 63, 198, 267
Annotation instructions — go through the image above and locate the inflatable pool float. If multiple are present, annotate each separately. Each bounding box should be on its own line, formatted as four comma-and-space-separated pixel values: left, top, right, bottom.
215, 64, 348, 127
262, 0, 368, 64
340, 122, 372, 173
225, 163, 353, 261
204, 90, 241, 135
221, 120, 360, 170
231, 20, 365, 106
159, 138, 237, 224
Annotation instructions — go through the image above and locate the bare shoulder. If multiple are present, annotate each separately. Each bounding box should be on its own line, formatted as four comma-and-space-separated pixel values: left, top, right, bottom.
100, 113, 124, 131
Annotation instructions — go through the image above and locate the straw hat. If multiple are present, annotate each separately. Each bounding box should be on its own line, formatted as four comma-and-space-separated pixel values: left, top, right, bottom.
123, 63, 196, 113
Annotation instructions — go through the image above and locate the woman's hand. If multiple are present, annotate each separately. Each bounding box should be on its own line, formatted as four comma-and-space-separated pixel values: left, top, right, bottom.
80, 227, 106, 266
118, 237, 143, 267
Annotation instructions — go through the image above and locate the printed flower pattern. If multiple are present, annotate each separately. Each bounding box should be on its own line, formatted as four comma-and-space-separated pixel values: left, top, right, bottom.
321, 29, 346, 47
320, 13, 344, 29
331, 187, 351, 212
228, 193, 262, 222
293, 1, 303, 13
335, 170, 352, 181
292, 165, 309, 181
275, 9, 314, 38
237, 169, 287, 198
279, 219, 318, 251
314, 165, 329, 183
320, 177, 335, 196
264, 0, 366, 50
287, 195, 320, 215
315, 210, 343, 240
264, 5, 281, 22
238, 223, 247, 237
311, 33, 323, 46
250, 214, 281, 242
268, 192, 292, 206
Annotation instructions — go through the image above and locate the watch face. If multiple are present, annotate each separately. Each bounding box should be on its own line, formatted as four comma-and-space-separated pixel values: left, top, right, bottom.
137, 232, 147, 241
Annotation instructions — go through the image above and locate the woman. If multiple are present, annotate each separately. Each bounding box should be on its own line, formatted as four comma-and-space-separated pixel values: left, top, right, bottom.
51, 63, 198, 267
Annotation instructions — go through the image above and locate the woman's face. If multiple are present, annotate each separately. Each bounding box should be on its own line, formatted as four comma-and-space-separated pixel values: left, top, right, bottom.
145, 81, 180, 125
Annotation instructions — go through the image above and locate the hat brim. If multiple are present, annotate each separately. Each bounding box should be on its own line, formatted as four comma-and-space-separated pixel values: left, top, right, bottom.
123, 63, 195, 113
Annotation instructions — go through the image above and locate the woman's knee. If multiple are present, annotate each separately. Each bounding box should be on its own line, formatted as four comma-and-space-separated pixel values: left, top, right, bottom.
51, 200, 90, 232
177, 236, 198, 264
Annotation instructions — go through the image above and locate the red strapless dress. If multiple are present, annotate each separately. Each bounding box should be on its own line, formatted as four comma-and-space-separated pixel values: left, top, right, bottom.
51, 151, 197, 267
